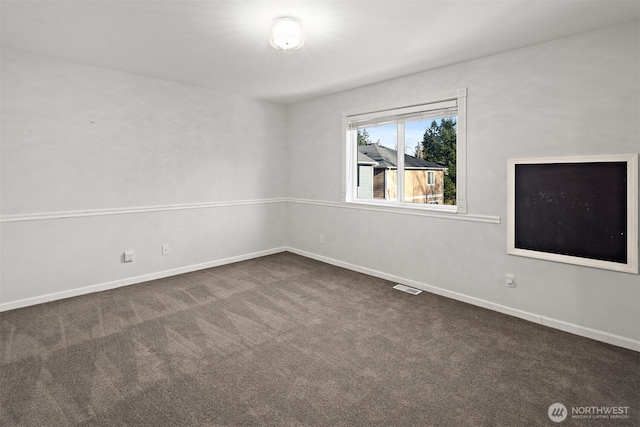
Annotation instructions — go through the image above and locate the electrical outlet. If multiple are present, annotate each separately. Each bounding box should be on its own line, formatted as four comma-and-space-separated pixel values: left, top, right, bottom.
124, 251, 134, 263
319, 235, 324, 244
505, 274, 516, 288
162, 244, 169, 255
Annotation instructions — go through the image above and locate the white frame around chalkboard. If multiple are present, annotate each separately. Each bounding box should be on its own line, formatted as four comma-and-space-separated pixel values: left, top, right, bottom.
507, 153, 638, 274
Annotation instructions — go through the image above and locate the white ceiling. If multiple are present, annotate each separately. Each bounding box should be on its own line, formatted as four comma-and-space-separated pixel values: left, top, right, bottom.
2, 1, 639, 104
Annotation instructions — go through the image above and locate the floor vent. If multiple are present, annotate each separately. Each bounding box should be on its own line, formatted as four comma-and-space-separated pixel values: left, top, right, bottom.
393, 284, 422, 295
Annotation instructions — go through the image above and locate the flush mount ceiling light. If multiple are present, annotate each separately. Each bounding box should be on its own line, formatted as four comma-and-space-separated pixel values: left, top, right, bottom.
269, 17, 304, 51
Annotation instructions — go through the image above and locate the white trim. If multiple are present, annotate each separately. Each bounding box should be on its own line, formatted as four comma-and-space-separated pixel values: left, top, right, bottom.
289, 198, 501, 224
0, 197, 499, 225
286, 247, 640, 352
456, 89, 468, 213
0, 198, 288, 223
397, 121, 405, 203
342, 116, 354, 204
2, 241, 635, 351
343, 89, 461, 118
427, 170, 436, 186
507, 153, 638, 274
0, 247, 287, 312
347, 100, 457, 128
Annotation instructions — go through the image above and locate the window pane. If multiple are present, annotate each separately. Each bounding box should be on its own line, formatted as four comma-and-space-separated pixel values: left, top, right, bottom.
356, 124, 398, 201
428, 171, 435, 185
346, 90, 465, 212
404, 117, 457, 205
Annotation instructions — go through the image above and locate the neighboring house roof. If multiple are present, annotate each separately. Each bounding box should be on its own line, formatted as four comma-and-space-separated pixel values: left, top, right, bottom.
357, 144, 446, 169
358, 151, 379, 165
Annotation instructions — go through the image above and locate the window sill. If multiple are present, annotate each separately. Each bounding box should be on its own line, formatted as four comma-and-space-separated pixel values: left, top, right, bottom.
349, 199, 458, 214
290, 198, 501, 224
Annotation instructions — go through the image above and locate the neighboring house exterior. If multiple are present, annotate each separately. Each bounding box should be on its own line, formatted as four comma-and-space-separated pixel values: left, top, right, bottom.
357, 144, 447, 204
357, 151, 378, 199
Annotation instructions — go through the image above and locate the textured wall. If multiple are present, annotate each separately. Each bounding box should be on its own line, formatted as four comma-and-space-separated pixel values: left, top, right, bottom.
1, 48, 288, 214
0, 48, 288, 306
286, 22, 640, 347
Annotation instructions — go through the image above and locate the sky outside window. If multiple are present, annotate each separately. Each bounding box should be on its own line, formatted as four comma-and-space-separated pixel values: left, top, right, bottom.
364, 118, 455, 156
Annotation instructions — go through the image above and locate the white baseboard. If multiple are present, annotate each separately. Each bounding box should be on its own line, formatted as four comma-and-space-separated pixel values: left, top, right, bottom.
3, 245, 638, 352
0, 247, 287, 312
286, 247, 640, 352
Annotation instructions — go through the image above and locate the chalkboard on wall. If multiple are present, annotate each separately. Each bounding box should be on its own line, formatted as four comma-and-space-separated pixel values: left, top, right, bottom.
507, 154, 638, 274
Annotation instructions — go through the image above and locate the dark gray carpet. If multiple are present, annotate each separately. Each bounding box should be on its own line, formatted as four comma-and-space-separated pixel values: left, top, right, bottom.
1, 252, 638, 426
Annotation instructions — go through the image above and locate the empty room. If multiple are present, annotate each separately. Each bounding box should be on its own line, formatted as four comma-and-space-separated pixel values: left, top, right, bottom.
1, 1, 639, 426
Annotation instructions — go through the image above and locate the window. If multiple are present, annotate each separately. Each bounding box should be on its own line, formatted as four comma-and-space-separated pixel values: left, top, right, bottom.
344, 89, 467, 213
427, 171, 435, 186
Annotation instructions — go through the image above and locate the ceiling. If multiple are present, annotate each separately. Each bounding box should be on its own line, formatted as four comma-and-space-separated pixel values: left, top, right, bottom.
1, 1, 639, 104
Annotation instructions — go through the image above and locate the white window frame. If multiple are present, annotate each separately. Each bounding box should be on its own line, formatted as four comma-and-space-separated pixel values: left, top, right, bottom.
427, 170, 436, 186
342, 88, 467, 214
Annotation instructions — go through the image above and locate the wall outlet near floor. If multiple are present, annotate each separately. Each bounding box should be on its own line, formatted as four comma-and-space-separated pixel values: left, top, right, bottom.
319, 234, 324, 244
124, 250, 134, 263
505, 274, 516, 288
162, 244, 169, 255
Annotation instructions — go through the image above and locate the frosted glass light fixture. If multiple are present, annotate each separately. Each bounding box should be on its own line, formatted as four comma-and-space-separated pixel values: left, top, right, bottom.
269, 17, 304, 50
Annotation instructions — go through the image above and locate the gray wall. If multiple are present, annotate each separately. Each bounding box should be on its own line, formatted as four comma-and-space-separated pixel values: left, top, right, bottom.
286, 22, 640, 349
0, 48, 288, 306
